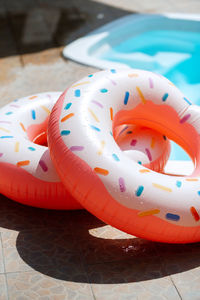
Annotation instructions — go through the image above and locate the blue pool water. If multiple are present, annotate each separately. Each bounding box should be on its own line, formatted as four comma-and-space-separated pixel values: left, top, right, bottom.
101, 29, 200, 161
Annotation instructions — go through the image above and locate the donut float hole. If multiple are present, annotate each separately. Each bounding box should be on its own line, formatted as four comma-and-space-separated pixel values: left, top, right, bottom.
113, 101, 200, 177
27, 116, 48, 147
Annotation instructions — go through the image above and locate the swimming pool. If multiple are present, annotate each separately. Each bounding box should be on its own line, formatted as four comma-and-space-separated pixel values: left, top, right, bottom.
63, 13, 200, 172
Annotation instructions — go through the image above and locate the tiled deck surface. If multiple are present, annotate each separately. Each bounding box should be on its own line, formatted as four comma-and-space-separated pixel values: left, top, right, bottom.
0, 0, 200, 299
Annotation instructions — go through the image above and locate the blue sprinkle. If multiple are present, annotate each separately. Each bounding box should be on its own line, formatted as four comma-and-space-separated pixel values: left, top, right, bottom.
110, 131, 113, 136
90, 125, 101, 132
124, 91, 130, 105
28, 147, 36, 151
183, 97, 192, 105
75, 89, 80, 97
166, 213, 180, 221
138, 161, 142, 165
5, 112, 13, 115
88, 74, 93, 77
64, 103, 72, 110
13, 99, 18, 102
100, 88, 108, 93
0, 136, 14, 138
110, 69, 116, 73
31, 110, 36, 120
162, 93, 169, 101
135, 185, 144, 197
176, 181, 182, 188
112, 154, 120, 161
197, 191, 200, 196
61, 130, 71, 136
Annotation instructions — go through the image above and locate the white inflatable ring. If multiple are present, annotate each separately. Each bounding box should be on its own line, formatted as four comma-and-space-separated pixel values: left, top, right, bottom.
0, 92, 81, 209
49, 69, 200, 243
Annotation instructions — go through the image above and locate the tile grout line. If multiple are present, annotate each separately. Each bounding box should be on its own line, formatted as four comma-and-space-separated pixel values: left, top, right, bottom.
0, 232, 10, 300
170, 275, 183, 300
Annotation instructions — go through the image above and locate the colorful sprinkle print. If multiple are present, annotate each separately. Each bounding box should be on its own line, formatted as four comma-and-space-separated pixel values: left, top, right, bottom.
90, 125, 101, 132
94, 167, 109, 176
39, 160, 48, 172
180, 114, 191, 124
61, 113, 74, 123
70, 146, 84, 151
17, 160, 30, 167
138, 209, 160, 217
112, 153, 120, 161
57, 69, 200, 236
61, 130, 71, 136
166, 213, 180, 221
190, 206, 200, 221
65, 103, 72, 110
136, 86, 146, 104
100, 88, 108, 93
124, 91, 130, 105
162, 93, 169, 101
135, 186, 144, 197
75, 89, 81, 97
31, 110, 36, 120
119, 177, 126, 192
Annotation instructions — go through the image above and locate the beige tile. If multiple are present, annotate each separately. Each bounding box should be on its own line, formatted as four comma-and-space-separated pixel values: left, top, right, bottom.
171, 268, 200, 300
87, 261, 181, 300
7, 271, 94, 300
0, 274, 8, 300
0, 234, 5, 273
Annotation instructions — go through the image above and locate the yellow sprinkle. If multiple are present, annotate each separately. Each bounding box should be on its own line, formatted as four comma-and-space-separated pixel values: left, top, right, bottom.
97, 141, 105, 155
88, 108, 99, 122
128, 73, 139, 78
139, 169, 150, 173
136, 86, 146, 104
72, 81, 90, 88
0, 127, 10, 133
152, 183, 172, 192
168, 81, 175, 86
151, 137, 155, 149
110, 107, 113, 121
186, 178, 199, 182
41, 105, 50, 115
15, 141, 19, 152
138, 209, 160, 217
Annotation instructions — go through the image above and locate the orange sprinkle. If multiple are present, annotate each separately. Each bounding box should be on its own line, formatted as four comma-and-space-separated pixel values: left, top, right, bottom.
190, 206, 200, 221
110, 107, 113, 121
139, 169, 150, 173
136, 86, 146, 104
88, 108, 99, 122
29, 95, 37, 100
20, 122, 26, 132
186, 178, 198, 182
151, 137, 155, 149
17, 160, 30, 167
128, 73, 139, 78
61, 113, 74, 122
41, 105, 50, 115
15, 142, 19, 152
94, 167, 109, 176
138, 209, 160, 217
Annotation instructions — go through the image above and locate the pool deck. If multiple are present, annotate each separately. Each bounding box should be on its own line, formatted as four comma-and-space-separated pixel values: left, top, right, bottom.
0, 0, 200, 299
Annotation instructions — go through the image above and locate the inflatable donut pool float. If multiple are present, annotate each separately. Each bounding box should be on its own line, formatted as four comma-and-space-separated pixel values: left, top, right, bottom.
48, 69, 200, 243
0, 92, 82, 209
